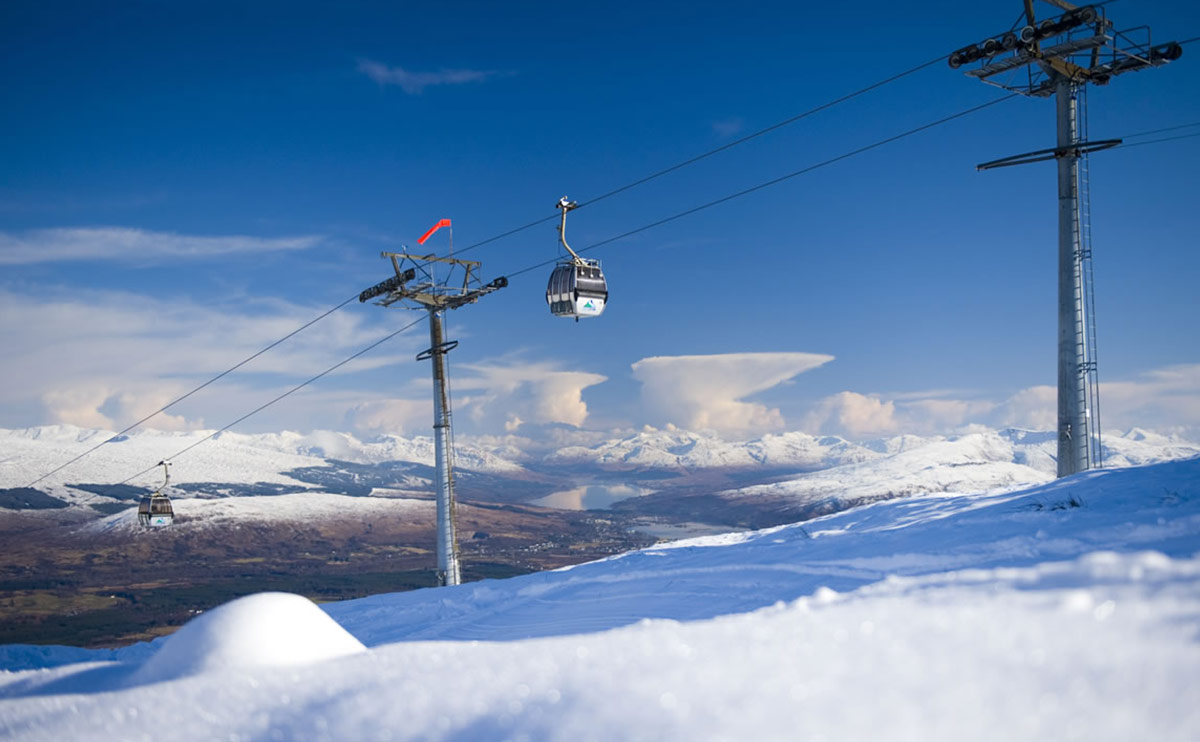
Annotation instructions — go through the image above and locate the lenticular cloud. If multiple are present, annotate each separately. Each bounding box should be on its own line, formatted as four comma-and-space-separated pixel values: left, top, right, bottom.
631, 352, 834, 435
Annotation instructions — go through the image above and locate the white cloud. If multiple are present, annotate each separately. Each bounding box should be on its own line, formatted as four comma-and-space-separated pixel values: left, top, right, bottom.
41, 384, 115, 430
802, 364, 1200, 439
110, 387, 204, 432
357, 60, 505, 95
347, 398, 431, 435
0, 227, 321, 265
631, 352, 834, 436
803, 391, 899, 437
0, 285, 613, 440
902, 397, 999, 431
0, 287, 419, 433
452, 361, 608, 429
1098, 365, 1200, 434
990, 385, 1056, 431
804, 387, 1044, 438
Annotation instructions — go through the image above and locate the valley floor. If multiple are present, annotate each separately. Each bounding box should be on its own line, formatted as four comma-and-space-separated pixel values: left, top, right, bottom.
0, 500, 651, 647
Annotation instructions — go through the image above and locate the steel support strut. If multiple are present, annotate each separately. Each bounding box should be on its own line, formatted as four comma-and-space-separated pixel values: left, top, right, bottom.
427, 309, 461, 586
1055, 78, 1090, 477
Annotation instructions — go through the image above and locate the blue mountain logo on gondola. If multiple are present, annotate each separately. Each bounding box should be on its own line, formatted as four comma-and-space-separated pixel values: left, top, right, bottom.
583, 300, 596, 309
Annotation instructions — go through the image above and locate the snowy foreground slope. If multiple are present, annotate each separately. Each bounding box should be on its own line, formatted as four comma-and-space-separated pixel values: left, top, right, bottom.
2, 458, 1200, 741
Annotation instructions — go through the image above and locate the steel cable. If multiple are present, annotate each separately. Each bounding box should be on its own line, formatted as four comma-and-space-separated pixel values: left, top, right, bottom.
119, 314, 428, 484
111, 90, 1018, 487
24, 294, 361, 488
24, 51, 953, 486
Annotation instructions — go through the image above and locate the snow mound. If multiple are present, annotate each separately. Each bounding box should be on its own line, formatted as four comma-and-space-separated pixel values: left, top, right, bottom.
131, 592, 364, 684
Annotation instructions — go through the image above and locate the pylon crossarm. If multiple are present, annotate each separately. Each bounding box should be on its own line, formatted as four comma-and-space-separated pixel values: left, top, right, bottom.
1041, 54, 1093, 81
967, 34, 1111, 85
362, 252, 503, 309
953, 3, 1181, 97
440, 278, 508, 311
976, 137, 1121, 170
416, 340, 458, 362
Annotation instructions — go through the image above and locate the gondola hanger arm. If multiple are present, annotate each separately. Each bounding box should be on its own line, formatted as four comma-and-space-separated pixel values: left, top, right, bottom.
556, 197, 585, 264
155, 460, 171, 494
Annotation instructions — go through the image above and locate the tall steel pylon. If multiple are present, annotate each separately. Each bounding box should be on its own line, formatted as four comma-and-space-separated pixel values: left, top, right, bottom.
359, 244, 507, 586
951, 0, 1183, 477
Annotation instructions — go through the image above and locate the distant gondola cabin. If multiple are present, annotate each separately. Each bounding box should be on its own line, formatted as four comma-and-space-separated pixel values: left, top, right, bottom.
137, 495, 174, 527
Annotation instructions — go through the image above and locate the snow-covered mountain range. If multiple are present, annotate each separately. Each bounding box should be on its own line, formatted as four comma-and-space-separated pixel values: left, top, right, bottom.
2, 424, 1198, 532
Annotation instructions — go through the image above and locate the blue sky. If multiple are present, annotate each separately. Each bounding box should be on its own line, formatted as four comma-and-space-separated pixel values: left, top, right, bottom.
2, 0, 1198, 447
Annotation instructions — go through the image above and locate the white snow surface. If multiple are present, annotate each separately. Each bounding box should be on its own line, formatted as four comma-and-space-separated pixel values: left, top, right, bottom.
548, 425, 1200, 478
0, 425, 326, 502
726, 430, 1054, 509
2, 456, 1199, 741
547, 427, 880, 469
241, 429, 525, 472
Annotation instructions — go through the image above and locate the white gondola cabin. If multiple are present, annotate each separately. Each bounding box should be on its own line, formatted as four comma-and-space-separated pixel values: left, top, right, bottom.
137, 460, 174, 528
546, 258, 607, 319
137, 495, 174, 527
547, 196, 608, 320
